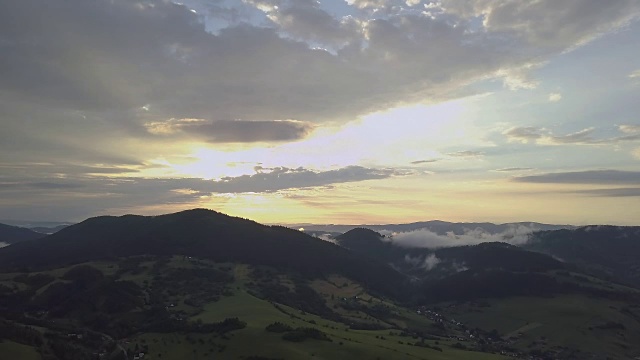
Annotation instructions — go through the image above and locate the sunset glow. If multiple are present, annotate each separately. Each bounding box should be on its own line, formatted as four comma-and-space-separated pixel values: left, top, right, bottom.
1, 0, 639, 225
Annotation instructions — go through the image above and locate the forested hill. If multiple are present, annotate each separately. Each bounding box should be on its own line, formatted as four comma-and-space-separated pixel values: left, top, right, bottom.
0, 223, 45, 245
0, 209, 406, 296
336, 227, 564, 273
525, 225, 640, 287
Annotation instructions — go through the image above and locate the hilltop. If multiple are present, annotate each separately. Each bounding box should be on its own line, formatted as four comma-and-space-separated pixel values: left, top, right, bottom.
0, 209, 406, 297
0, 223, 44, 246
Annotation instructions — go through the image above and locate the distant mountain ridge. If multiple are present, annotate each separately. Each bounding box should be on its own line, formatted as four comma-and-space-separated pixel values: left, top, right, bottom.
525, 225, 640, 287
0, 223, 45, 245
335, 227, 565, 275
296, 220, 573, 235
30, 224, 70, 234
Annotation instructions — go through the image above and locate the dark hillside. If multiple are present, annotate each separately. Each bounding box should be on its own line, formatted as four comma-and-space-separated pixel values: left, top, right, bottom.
435, 242, 564, 273
337, 228, 564, 274
0, 209, 406, 296
30, 224, 69, 234
525, 226, 640, 287
0, 223, 45, 245
335, 228, 399, 262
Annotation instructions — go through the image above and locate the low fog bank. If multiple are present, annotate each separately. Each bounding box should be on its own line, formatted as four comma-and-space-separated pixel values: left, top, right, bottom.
386, 225, 540, 249
404, 253, 469, 273
405, 254, 441, 271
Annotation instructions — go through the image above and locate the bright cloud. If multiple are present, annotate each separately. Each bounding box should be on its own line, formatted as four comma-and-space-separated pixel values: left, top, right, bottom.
549, 93, 562, 102
388, 225, 539, 248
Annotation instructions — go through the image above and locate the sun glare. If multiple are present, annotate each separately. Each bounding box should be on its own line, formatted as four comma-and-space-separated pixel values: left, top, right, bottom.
166, 98, 480, 180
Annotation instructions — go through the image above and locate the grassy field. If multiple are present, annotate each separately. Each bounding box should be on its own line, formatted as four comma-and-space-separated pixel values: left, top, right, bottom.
129, 285, 508, 360
5, 255, 640, 359
440, 295, 640, 359
0, 340, 41, 360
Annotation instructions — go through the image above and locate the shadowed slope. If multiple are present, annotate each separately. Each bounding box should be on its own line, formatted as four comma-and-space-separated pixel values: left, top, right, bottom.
0, 209, 406, 296
0, 223, 45, 245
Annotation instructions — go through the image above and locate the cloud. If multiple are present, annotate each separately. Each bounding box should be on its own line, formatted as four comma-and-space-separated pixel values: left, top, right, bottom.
2, 0, 638, 126
548, 93, 562, 102
261, 0, 359, 47
312, 233, 338, 243
572, 188, 640, 197
145, 118, 314, 143
502, 127, 543, 143
541, 128, 597, 145
1, 0, 640, 220
388, 225, 538, 248
212, 165, 408, 192
630, 70, 640, 79
447, 150, 484, 158
405, 253, 441, 271
0, 166, 406, 196
411, 159, 440, 164
438, 0, 640, 48
634, 147, 640, 160
619, 125, 640, 134
493, 167, 533, 172
0, 0, 637, 170
503, 126, 640, 145
0, 182, 85, 190
512, 170, 640, 185
0, 165, 409, 219
498, 63, 542, 90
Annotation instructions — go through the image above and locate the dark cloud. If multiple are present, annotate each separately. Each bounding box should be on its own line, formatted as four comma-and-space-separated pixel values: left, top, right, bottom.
213, 166, 406, 192
411, 159, 440, 164
0, 166, 408, 219
573, 188, 640, 197
145, 118, 314, 143
1, 0, 640, 220
512, 170, 640, 185
0, 166, 404, 196
0, 162, 142, 178
2, 0, 638, 125
0, 0, 637, 168
0, 182, 85, 190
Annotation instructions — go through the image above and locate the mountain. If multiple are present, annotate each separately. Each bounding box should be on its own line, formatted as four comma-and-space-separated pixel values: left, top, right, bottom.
0, 223, 45, 246
336, 227, 564, 275
0, 210, 519, 360
295, 220, 573, 235
30, 224, 70, 235
1, 210, 640, 359
0, 209, 405, 296
525, 225, 640, 287
335, 228, 395, 259
334, 227, 640, 304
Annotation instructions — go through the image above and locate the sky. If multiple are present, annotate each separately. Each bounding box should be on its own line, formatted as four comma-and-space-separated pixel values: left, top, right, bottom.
0, 0, 639, 225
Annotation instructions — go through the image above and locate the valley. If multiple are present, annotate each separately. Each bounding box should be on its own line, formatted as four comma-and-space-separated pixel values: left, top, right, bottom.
1, 209, 640, 360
